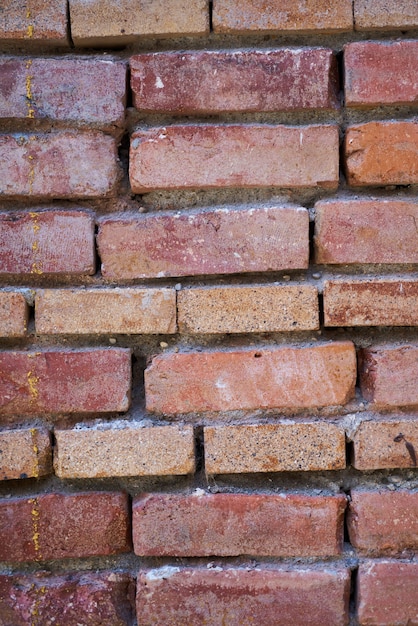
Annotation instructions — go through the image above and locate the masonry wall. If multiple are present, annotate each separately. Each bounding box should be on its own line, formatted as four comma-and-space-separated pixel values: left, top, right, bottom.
0, 1, 418, 624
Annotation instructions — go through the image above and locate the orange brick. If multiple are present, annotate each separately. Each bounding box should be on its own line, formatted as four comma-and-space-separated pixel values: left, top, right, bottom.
352, 417, 418, 470
35, 288, 176, 335
204, 422, 346, 474
0, 292, 28, 337
0, 428, 51, 480
0, 0, 68, 45
354, 0, 418, 30
145, 343, 356, 414
130, 125, 339, 192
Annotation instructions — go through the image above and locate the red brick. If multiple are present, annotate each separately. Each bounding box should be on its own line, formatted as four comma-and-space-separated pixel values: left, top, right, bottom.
0, 572, 134, 626
212, 0, 353, 33
0, 349, 131, 416
0, 292, 28, 336
137, 565, 351, 626
345, 41, 418, 107
357, 561, 418, 625
204, 422, 346, 474
314, 199, 418, 265
348, 490, 418, 555
345, 121, 418, 186
0, 427, 51, 480
131, 48, 339, 113
354, 0, 418, 30
0, 57, 126, 126
0, 492, 130, 562
0, 132, 119, 198
98, 206, 309, 280
145, 342, 356, 414
35, 288, 177, 335
352, 417, 418, 470
130, 125, 339, 192
359, 344, 418, 408
0, 0, 68, 45
324, 279, 418, 327
133, 493, 346, 557
0, 210, 95, 276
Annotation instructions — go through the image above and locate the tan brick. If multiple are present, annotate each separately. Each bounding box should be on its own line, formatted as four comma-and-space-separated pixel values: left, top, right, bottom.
213, 0, 353, 33
54, 424, 195, 478
178, 284, 319, 333
0, 292, 28, 337
130, 125, 339, 192
145, 342, 356, 414
35, 288, 177, 335
98, 206, 309, 280
204, 422, 346, 474
354, 0, 418, 30
0, 428, 51, 480
70, 0, 209, 47
345, 121, 418, 186
0, 0, 68, 45
352, 418, 418, 470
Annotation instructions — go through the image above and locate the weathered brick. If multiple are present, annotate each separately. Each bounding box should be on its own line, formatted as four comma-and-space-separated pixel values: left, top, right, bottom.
324, 279, 418, 327
130, 125, 339, 192
35, 288, 177, 335
0, 349, 131, 416
98, 206, 309, 279
137, 566, 350, 626
212, 0, 353, 33
0, 492, 130, 562
0, 428, 51, 480
54, 424, 195, 478
345, 41, 418, 107
131, 48, 339, 113
354, 0, 418, 30
0, 292, 28, 336
345, 121, 418, 186
178, 284, 319, 333
0, 132, 119, 198
0, 0, 68, 45
357, 561, 418, 626
70, 0, 209, 47
133, 493, 346, 557
348, 490, 418, 555
359, 344, 418, 408
0, 57, 126, 126
352, 417, 418, 470
0, 210, 95, 276
314, 199, 418, 265
204, 422, 346, 474
145, 342, 356, 414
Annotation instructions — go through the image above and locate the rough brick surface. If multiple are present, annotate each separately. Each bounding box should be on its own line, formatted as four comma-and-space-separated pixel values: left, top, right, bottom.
360, 344, 418, 407
0, 292, 28, 336
354, 0, 418, 30
137, 566, 351, 626
35, 288, 177, 335
54, 424, 195, 478
348, 490, 418, 555
0, 210, 95, 276
357, 561, 418, 626
178, 284, 319, 333
352, 418, 418, 470
71, 0, 209, 46
131, 48, 339, 113
0, 428, 51, 480
130, 125, 339, 192
0, 349, 131, 416
345, 121, 418, 186
145, 342, 356, 414
212, 0, 353, 33
314, 199, 418, 264
0, 0, 68, 44
98, 206, 309, 279
0, 132, 119, 198
0, 57, 126, 125
204, 422, 346, 474
133, 493, 346, 557
345, 41, 418, 107
0, 492, 130, 562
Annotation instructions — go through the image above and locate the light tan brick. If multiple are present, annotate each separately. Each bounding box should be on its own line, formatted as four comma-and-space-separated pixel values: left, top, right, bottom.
0, 292, 29, 337
352, 418, 418, 470
354, 0, 418, 30
0, 428, 51, 480
0, 0, 68, 45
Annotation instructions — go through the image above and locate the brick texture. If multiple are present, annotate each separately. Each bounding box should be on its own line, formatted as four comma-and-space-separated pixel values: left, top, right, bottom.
352, 418, 418, 470
129, 125, 339, 192
354, 0, 418, 30
0, 292, 28, 336
0, 0, 68, 45
0, 428, 51, 480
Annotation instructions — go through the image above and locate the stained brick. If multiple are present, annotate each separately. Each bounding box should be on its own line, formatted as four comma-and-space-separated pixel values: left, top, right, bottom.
204, 422, 346, 474
0, 0, 68, 45
0, 492, 130, 562
354, 0, 418, 30
131, 48, 339, 113
352, 417, 418, 470
98, 206, 309, 280
145, 343, 356, 414
130, 125, 339, 192
0, 428, 51, 480
0, 292, 28, 336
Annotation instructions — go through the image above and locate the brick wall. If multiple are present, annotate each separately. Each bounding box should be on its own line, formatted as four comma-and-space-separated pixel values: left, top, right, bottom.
1, 1, 418, 624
